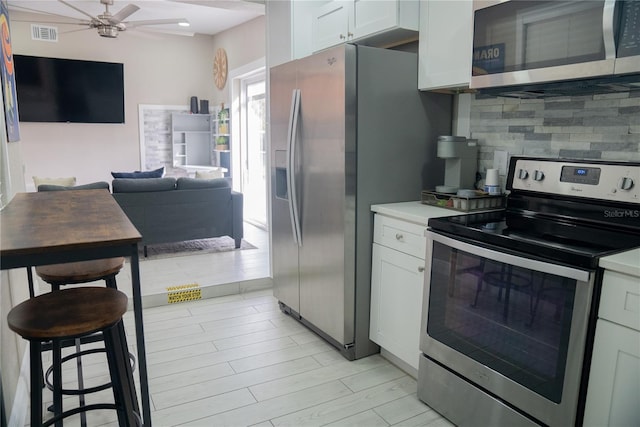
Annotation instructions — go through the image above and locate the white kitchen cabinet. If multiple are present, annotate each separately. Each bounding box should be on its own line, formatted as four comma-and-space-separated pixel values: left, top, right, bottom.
583, 269, 640, 426
369, 202, 465, 375
292, 2, 322, 60
418, 0, 473, 90
370, 214, 427, 372
312, 0, 419, 52
266, 1, 320, 67
312, 1, 350, 51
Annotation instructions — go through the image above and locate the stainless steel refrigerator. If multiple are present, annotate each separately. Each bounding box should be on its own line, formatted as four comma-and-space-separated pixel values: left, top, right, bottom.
270, 44, 452, 360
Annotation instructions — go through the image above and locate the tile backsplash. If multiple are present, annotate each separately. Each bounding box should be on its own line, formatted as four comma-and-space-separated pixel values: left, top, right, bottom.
469, 91, 640, 177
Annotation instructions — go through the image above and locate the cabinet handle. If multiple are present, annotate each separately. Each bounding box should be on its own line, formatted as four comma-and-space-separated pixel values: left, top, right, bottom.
339, 34, 346, 40
347, 32, 353, 38
395, 233, 404, 241
418, 266, 425, 272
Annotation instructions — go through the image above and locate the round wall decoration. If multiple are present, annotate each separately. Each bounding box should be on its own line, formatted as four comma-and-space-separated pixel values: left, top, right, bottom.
213, 48, 228, 90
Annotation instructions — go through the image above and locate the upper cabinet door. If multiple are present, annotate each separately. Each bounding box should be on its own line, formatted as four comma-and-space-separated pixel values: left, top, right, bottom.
312, 0, 419, 53
418, 0, 473, 90
312, 1, 350, 52
350, 0, 398, 39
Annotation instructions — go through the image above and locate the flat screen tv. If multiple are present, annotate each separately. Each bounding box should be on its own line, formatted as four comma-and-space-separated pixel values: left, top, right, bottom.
13, 55, 125, 124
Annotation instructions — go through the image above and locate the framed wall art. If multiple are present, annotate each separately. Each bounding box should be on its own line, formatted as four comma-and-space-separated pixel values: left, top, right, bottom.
0, 0, 19, 142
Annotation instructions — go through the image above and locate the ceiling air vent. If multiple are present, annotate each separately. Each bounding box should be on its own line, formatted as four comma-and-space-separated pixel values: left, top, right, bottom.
31, 24, 58, 42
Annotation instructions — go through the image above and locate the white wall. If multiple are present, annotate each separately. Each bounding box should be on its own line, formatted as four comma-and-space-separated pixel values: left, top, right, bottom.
210, 16, 266, 106
9, 11, 264, 188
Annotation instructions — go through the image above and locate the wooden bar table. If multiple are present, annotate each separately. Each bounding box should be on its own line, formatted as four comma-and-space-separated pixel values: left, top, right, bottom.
1, 189, 152, 426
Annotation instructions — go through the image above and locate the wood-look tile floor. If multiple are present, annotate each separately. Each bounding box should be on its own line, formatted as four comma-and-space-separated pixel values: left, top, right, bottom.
36, 289, 452, 427
31, 223, 453, 426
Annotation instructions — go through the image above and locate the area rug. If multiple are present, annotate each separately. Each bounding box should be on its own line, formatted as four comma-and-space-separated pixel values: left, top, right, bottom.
140, 236, 256, 260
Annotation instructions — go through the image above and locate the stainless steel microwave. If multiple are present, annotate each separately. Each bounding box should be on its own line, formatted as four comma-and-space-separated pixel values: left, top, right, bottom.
471, 0, 640, 97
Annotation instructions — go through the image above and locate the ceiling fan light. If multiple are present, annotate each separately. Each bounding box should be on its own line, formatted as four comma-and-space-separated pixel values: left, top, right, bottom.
97, 26, 119, 38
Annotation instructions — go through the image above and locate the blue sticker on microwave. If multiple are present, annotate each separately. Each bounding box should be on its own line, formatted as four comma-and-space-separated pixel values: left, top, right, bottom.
473, 43, 505, 75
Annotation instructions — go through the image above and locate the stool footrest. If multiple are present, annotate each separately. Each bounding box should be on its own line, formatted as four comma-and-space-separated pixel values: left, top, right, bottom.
45, 348, 111, 395
44, 348, 137, 395
42, 402, 138, 427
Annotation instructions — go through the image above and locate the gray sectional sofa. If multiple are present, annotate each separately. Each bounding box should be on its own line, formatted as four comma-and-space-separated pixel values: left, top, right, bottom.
111, 177, 243, 256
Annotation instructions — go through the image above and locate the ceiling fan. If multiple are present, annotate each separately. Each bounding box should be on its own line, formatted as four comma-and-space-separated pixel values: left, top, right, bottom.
17, 0, 190, 38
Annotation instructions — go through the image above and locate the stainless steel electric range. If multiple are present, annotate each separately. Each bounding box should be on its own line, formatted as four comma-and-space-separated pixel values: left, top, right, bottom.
417, 157, 640, 426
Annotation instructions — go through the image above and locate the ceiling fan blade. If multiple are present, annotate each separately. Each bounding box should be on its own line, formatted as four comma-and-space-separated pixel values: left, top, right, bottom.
124, 28, 164, 40
109, 4, 140, 25
171, 0, 263, 12
61, 27, 94, 34
126, 18, 189, 28
134, 26, 195, 37
58, 0, 107, 25
9, 3, 87, 22
11, 19, 91, 26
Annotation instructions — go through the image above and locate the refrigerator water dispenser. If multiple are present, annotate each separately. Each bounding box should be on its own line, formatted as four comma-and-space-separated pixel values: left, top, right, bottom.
275, 150, 288, 200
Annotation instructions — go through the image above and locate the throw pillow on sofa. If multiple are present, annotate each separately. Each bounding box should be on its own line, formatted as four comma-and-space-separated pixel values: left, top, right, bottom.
195, 169, 224, 179
111, 166, 164, 179
33, 176, 76, 188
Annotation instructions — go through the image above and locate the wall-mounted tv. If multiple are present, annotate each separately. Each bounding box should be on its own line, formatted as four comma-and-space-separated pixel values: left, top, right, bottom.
13, 55, 125, 124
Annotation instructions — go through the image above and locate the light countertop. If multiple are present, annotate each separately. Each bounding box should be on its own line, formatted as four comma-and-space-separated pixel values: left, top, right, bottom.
373, 202, 640, 278
371, 201, 464, 225
373, 202, 640, 277
599, 248, 640, 277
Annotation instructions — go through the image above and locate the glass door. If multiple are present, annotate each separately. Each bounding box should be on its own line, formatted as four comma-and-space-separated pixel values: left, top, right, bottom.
240, 74, 267, 228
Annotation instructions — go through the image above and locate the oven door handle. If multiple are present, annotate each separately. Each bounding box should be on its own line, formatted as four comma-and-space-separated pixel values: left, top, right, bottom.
428, 231, 591, 282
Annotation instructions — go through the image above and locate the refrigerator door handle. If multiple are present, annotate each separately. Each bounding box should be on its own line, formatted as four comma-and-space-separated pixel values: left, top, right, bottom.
287, 89, 302, 246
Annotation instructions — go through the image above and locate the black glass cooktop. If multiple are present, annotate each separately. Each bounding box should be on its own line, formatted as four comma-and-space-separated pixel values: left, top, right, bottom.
429, 210, 640, 269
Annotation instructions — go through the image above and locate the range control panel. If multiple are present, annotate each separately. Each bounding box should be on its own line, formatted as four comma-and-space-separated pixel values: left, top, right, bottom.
508, 158, 640, 204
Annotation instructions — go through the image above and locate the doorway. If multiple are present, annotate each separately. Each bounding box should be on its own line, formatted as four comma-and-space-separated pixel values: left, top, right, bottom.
237, 71, 267, 229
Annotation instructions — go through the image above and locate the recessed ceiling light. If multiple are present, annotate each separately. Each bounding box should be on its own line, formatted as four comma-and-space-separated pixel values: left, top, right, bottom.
178, 21, 190, 27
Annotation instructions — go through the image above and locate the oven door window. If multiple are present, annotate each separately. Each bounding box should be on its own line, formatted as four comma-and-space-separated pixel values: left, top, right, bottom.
427, 240, 577, 403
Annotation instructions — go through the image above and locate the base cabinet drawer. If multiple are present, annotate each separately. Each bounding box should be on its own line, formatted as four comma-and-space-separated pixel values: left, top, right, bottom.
599, 270, 640, 330
374, 214, 426, 258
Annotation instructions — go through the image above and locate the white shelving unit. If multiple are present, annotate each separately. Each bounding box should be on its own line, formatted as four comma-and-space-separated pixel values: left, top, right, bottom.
213, 107, 231, 177
171, 113, 214, 168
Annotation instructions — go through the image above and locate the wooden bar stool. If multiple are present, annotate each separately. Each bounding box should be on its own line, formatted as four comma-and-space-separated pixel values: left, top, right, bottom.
8, 287, 140, 427
34, 257, 125, 292
31, 257, 127, 425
